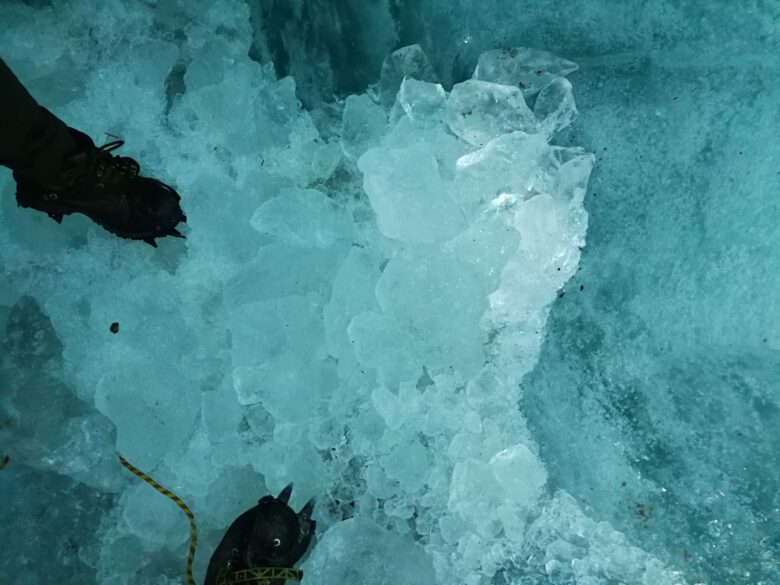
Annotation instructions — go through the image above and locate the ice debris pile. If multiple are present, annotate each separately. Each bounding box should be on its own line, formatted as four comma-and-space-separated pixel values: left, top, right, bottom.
1, 2, 682, 584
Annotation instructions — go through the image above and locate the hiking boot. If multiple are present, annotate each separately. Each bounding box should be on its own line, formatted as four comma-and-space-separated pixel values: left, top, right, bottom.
14, 129, 186, 247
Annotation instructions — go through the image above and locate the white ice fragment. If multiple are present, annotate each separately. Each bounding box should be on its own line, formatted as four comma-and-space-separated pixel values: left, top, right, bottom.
250, 187, 352, 249
323, 248, 382, 377
535, 77, 578, 138
444, 213, 522, 290
453, 131, 550, 219
489, 443, 547, 509
225, 244, 343, 303
513, 193, 568, 260
94, 361, 200, 471
341, 93, 387, 161
552, 150, 596, 208
372, 386, 405, 430
397, 77, 447, 126
348, 311, 420, 387
231, 356, 336, 422
439, 515, 466, 544
226, 296, 323, 367
374, 250, 490, 377
446, 80, 538, 147
124, 482, 187, 548
305, 519, 436, 585
358, 144, 465, 244
366, 465, 399, 498
184, 38, 234, 90
448, 459, 503, 537
474, 47, 578, 95
385, 437, 429, 492
378, 44, 437, 106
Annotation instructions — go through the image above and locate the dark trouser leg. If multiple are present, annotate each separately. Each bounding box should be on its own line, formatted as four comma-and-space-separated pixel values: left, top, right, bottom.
0, 57, 77, 183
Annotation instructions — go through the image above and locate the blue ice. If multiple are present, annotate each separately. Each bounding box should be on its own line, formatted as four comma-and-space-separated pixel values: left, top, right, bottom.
1, 2, 778, 585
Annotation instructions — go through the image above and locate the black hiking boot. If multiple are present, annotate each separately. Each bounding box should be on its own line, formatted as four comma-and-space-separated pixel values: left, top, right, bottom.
14, 129, 186, 247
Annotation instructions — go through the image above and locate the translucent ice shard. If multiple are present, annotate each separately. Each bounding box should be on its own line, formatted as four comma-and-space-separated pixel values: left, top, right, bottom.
305, 518, 437, 585
340, 93, 387, 161
250, 187, 352, 249
534, 77, 578, 138
445, 79, 538, 147
396, 77, 447, 126
358, 143, 465, 244
474, 47, 579, 95
489, 443, 547, 508
378, 44, 438, 106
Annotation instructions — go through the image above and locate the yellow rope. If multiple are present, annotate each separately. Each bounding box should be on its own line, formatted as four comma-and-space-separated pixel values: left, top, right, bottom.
118, 454, 198, 585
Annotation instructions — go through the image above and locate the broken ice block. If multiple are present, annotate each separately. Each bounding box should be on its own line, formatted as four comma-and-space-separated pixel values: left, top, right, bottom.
378, 44, 438, 106
474, 47, 578, 96
446, 79, 537, 147
534, 77, 578, 139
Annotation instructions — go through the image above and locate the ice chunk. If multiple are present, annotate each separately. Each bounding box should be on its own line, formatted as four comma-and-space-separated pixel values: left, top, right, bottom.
384, 436, 429, 492
305, 518, 436, 585
371, 386, 405, 430
94, 359, 200, 471
341, 93, 387, 161
446, 79, 537, 147
366, 464, 399, 499
123, 482, 188, 549
358, 144, 465, 244
225, 244, 343, 304
397, 77, 447, 126
453, 131, 551, 218
324, 248, 382, 376
447, 459, 503, 537
534, 77, 578, 138
226, 296, 323, 368
474, 47, 579, 95
348, 311, 420, 387
524, 492, 687, 585
444, 213, 522, 291
183, 38, 236, 90
378, 44, 437, 106
489, 443, 547, 509
382, 115, 469, 180
374, 250, 490, 377
250, 187, 352, 249
514, 193, 572, 260
232, 356, 337, 422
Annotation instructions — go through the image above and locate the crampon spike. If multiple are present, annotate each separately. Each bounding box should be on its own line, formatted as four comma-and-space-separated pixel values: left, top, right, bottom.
299, 497, 315, 519
143, 237, 158, 248
277, 483, 293, 504
169, 228, 185, 239
48, 212, 63, 224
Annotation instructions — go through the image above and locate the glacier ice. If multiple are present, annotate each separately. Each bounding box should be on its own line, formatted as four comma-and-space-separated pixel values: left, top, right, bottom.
446, 80, 538, 146
1, 1, 779, 585
377, 44, 438, 106
473, 48, 579, 96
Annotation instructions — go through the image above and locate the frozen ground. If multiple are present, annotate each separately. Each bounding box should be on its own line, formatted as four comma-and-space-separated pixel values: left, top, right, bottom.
0, 1, 778, 585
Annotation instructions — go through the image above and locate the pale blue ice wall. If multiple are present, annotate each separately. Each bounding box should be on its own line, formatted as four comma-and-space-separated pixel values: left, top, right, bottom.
0, 1, 778, 585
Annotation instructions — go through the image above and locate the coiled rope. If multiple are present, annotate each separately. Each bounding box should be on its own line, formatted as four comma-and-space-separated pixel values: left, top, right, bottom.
118, 454, 198, 585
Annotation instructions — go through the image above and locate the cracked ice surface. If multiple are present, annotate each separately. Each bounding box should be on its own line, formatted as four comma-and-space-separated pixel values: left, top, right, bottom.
0, 1, 753, 584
